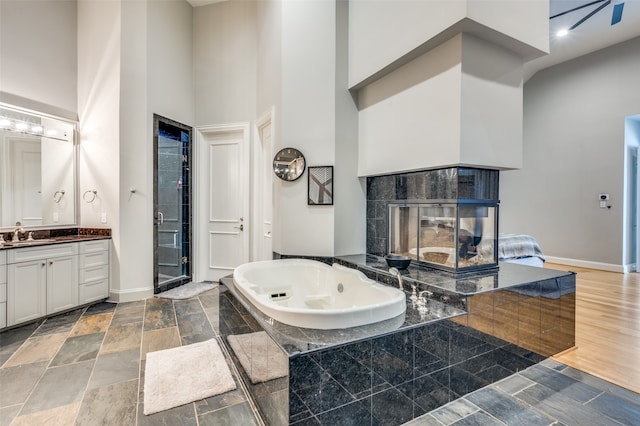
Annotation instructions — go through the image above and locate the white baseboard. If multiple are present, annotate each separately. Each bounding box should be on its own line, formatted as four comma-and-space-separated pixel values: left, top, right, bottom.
545, 256, 631, 273
109, 286, 154, 303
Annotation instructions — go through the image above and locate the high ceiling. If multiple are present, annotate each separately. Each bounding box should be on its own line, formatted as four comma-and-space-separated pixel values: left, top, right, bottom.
185, 0, 640, 80
525, 0, 640, 79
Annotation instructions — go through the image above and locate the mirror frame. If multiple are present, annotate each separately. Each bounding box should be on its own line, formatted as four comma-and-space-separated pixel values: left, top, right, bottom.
0, 102, 78, 233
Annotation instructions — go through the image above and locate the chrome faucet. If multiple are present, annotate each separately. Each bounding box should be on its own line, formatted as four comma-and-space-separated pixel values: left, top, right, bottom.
389, 267, 403, 290
12, 227, 24, 242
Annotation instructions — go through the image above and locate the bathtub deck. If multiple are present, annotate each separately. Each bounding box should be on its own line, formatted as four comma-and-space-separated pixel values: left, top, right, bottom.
218, 257, 576, 425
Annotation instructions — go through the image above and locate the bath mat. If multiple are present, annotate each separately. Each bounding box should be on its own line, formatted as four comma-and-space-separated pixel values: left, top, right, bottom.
227, 331, 288, 384
155, 282, 217, 300
143, 338, 236, 415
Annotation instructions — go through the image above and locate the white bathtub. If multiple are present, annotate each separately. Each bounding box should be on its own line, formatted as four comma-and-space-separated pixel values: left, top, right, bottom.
232, 259, 407, 330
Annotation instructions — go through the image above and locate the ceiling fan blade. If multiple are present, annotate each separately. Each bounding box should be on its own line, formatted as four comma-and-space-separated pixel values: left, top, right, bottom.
611, 2, 625, 25
569, 0, 611, 30
550, 0, 608, 19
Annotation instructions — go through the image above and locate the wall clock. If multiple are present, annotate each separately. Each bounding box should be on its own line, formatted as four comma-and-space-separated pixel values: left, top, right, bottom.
273, 147, 306, 181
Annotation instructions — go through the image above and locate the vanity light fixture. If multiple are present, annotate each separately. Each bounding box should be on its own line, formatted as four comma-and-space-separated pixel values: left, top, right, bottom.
1, 105, 74, 142
0, 115, 69, 141
556, 28, 569, 37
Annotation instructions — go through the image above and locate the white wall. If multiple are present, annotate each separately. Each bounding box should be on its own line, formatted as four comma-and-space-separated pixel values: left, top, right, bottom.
357, 36, 463, 177
277, 0, 336, 256
149, 0, 194, 127
348, 0, 547, 88
334, 0, 365, 256
459, 34, 523, 169
77, 0, 122, 295
194, 0, 256, 126
357, 33, 525, 176
501, 37, 640, 271
0, 0, 77, 116
79, 0, 194, 301
118, 0, 152, 301
348, 0, 466, 87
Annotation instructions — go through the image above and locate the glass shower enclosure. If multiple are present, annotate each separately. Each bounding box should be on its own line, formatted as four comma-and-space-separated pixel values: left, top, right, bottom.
153, 115, 192, 292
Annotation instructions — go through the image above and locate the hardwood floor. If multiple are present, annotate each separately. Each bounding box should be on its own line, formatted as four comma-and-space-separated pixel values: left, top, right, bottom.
545, 263, 640, 394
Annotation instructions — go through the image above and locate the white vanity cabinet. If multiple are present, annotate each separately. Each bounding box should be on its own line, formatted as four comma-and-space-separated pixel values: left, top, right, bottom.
78, 240, 110, 304
0, 252, 6, 328
6, 243, 79, 327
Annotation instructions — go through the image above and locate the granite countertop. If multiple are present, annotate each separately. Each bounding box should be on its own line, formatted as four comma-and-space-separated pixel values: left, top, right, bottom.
0, 228, 111, 250
337, 254, 575, 296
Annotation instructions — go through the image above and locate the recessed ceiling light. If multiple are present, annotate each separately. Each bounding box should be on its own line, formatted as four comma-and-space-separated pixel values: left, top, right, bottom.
556, 29, 569, 37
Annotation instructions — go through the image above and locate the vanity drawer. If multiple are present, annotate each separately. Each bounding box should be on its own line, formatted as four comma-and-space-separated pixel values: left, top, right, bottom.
80, 240, 109, 254
8, 243, 78, 263
79, 265, 109, 284
79, 251, 108, 268
79, 279, 109, 304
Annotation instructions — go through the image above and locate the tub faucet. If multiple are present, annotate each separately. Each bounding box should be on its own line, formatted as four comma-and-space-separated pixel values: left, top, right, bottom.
389, 267, 403, 290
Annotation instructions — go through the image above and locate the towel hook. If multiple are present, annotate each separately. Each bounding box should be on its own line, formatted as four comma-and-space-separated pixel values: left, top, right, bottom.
83, 189, 97, 203
53, 190, 65, 203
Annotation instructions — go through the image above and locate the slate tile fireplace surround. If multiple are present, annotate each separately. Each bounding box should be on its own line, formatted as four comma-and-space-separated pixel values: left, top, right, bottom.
366, 167, 499, 269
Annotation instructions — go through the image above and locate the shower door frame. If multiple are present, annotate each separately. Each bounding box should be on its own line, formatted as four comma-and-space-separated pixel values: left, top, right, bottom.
153, 114, 193, 292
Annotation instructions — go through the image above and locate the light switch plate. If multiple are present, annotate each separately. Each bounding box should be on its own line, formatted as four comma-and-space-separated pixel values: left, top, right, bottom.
101, 212, 107, 223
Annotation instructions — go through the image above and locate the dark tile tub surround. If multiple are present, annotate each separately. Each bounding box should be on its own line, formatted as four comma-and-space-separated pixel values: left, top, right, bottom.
218, 256, 576, 426
366, 167, 499, 256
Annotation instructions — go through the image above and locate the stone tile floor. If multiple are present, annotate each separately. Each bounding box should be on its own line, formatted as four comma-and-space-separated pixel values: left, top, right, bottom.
1, 285, 639, 425
408, 359, 640, 425
0, 286, 261, 426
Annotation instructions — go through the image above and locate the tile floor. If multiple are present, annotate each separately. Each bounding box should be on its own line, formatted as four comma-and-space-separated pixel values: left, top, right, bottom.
1, 284, 639, 425
0, 286, 261, 426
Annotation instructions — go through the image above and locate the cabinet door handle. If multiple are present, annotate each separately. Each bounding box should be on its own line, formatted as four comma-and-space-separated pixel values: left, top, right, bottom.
41, 262, 46, 267
49, 261, 54, 265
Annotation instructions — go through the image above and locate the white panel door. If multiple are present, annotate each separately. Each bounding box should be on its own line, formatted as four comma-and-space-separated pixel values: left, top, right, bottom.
196, 124, 250, 282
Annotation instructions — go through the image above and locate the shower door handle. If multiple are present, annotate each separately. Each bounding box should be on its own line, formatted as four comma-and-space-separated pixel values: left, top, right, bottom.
156, 211, 164, 226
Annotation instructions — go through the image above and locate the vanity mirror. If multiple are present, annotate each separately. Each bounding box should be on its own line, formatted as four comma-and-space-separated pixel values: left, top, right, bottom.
0, 103, 77, 230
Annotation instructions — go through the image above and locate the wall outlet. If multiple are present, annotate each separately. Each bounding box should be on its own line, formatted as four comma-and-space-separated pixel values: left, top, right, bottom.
53, 212, 59, 222
101, 212, 107, 223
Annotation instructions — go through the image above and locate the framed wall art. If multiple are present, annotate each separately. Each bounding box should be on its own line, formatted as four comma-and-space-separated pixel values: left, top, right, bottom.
308, 166, 333, 205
